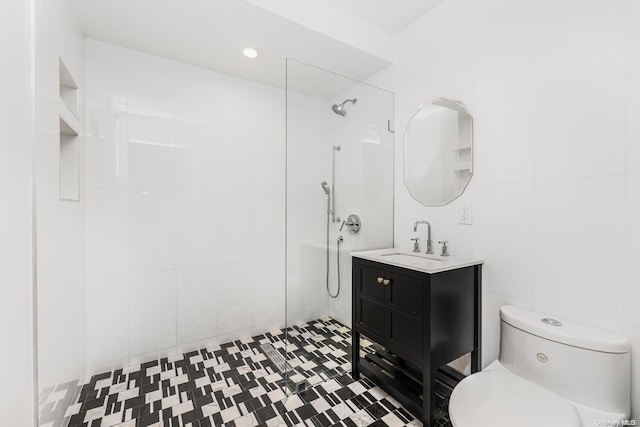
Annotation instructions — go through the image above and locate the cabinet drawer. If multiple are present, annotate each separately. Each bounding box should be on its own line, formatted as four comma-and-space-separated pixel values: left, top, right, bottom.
358, 264, 386, 303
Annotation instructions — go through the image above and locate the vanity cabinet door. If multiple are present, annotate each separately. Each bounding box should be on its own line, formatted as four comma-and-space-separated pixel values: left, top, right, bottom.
359, 264, 386, 303
386, 271, 424, 366
359, 299, 387, 342
354, 264, 389, 342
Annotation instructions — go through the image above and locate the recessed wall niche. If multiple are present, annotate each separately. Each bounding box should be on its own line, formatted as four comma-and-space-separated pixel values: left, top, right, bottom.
59, 57, 80, 202
59, 58, 78, 117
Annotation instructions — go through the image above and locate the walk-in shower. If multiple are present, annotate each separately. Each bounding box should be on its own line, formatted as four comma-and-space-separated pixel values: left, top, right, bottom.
30, 0, 397, 422
285, 58, 394, 391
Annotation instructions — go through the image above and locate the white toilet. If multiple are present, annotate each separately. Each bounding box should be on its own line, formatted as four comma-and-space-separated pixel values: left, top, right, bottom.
449, 305, 631, 427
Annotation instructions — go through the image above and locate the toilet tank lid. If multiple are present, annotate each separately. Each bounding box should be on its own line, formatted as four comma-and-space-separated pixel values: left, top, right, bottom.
500, 306, 630, 354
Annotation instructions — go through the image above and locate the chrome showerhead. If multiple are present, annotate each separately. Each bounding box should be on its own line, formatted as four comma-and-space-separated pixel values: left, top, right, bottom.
331, 98, 357, 116
332, 104, 347, 116
321, 181, 331, 195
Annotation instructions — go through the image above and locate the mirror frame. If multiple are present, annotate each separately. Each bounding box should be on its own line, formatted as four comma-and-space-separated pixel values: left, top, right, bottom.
403, 97, 474, 207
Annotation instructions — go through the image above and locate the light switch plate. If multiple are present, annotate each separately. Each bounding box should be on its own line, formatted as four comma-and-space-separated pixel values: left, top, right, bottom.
458, 204, 472, 225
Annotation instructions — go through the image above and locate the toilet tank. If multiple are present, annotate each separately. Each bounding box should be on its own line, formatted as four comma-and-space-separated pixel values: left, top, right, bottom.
498, 306, 630, 415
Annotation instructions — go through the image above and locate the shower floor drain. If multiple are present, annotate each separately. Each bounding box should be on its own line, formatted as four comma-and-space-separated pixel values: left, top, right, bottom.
259, 343, 308, 393
260, 343, 287, 373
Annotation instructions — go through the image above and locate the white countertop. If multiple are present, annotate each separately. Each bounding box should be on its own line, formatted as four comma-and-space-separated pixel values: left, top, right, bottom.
351, 248, 483, 274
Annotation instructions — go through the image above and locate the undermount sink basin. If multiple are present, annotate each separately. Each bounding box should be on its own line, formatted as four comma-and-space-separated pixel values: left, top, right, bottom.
380, 252, 444, 264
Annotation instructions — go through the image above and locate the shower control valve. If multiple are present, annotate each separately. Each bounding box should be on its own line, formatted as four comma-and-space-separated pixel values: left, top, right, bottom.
340, 214, 361, 233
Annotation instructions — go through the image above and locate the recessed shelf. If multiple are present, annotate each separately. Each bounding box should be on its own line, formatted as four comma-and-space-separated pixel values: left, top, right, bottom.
58, 57, 80, 202
454, 161, 472, 172
59, 58, 79, 119
454, 145, 472, 151
59, 118, 79, 202
59, 107, 79, 136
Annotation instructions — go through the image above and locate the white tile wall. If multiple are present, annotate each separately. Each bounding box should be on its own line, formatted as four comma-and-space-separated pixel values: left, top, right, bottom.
175, 191, 217, 269
177, 266, 217, 346
84, 39, 286, 370
473, 62, 535, 185
128, 190, 176, 273
285, 89, 334, 325
628, 0, 640, 176
84, 39, 127, 104
326, 85, 395, 326
129, 270, 177, 356
474, 183, 534, 300
126, 51, 177, 111
216, 257, 254, 334
368, 0, 640, 416
35, 0, 87, 391
534, 30, 626, 181
533, 177, 625, 325
86, 274, 129, 365
0, 0, 35, 423
85, 189, 128, 277
127, 114, 177, 192
625, 175, 640, 328
83, 100, 128, 189
174, 120, 217, 193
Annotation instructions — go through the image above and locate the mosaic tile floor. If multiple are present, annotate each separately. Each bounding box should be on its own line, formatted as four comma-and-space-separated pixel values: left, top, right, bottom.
283, 319, 354, 391
55, 318, 446, 427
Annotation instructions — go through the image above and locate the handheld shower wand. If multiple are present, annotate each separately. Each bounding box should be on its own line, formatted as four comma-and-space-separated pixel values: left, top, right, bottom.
321, 181, 331, 195
321, 180, 340, 299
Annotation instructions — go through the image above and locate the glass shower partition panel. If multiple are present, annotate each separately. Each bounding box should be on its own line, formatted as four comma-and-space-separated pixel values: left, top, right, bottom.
284, 59, 394, 393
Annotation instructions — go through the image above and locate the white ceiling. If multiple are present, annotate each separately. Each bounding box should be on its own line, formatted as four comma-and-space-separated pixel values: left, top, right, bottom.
74, 0, 393, 95
74, 0, 443, 95
318, 0, 443, 35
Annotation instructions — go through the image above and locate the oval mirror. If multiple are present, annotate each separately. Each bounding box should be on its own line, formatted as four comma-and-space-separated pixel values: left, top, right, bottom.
403, 98, 473, 206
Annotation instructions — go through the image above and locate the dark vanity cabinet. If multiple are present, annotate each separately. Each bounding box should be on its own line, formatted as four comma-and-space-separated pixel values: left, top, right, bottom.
352, 257, 482, 425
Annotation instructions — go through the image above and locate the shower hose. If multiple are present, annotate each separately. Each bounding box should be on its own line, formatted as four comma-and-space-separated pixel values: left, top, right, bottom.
326, 196, 342, 298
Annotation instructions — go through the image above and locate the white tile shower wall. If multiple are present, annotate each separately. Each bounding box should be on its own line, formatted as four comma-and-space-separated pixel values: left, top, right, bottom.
367, 0, 640, 416
0, 0, 35, 423
35, 0, 87, 391
286, 90, 334, 325
83, 39, 287, 372
284, 81, 395, 329
327, 87, 395, 326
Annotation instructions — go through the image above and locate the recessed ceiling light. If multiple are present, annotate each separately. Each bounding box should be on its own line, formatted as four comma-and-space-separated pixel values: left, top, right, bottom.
243, 47, 259, 58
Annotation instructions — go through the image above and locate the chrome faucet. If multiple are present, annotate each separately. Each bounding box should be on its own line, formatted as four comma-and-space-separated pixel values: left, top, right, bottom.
413, 220, 433, 254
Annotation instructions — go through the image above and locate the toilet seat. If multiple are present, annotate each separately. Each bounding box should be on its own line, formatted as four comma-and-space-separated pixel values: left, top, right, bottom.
448, 369, 582, 427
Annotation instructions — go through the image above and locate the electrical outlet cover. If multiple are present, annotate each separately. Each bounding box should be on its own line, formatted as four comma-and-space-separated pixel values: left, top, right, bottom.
458, 204, 472, 225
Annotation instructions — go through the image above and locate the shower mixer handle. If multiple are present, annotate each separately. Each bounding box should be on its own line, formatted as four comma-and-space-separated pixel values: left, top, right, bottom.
341, 214, 361, 233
